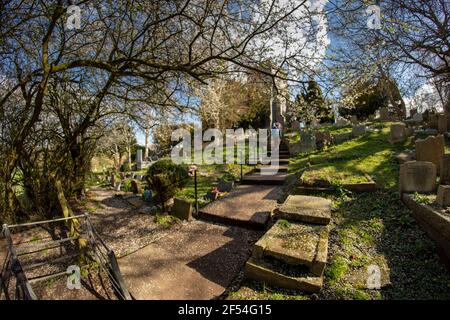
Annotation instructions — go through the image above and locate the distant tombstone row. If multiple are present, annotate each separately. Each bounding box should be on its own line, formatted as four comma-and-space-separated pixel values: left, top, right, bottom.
352, 124, 366, 138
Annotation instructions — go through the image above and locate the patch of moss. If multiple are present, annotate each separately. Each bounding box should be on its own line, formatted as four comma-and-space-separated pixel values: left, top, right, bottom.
154, 214, 179, 229
325, 256, 349, 284
277, 219, 292, 229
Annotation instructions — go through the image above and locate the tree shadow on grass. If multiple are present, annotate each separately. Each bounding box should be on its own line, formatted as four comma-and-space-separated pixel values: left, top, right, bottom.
326, 191, 450, 300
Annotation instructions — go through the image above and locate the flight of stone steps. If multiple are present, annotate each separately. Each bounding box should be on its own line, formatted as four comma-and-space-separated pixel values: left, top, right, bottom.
244, 195, 332, 293
241, 140, 290, 185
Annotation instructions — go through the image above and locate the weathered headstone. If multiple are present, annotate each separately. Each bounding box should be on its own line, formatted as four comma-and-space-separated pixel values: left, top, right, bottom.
130, 180, 142, 194
436, 185, 450, 206
428, 113, 438, 129
415, 135, 444, 173
379, 107, 389, 121
136, 149, 143, 170
389, 123, 406, 143
399, 161, 436, 193
335, 117, 350, 128
438, 114, 447, 133
171, 198, 193, 220
440, 154, 450, 185
352, 124, 366, 137
350, 115, 358, 124
412, 113, 423, 123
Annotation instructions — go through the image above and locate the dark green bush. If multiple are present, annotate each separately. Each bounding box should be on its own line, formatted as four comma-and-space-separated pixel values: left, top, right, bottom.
146, 158, 189, 210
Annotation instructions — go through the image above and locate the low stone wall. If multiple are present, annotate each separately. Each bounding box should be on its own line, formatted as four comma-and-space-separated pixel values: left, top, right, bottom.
297, 172, 378, 193
402, 193, 450, 270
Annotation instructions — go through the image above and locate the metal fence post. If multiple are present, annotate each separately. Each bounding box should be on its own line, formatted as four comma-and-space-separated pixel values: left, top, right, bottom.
194, 169, 198, 215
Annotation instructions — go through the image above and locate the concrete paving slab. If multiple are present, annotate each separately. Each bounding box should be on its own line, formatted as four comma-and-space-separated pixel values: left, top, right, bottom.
274, 195, 332, 225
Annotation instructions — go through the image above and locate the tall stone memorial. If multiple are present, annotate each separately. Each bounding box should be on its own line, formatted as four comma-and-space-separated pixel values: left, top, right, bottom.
438, 114, 447, 133
415, 135, 444, 174
136, 149, 143, 170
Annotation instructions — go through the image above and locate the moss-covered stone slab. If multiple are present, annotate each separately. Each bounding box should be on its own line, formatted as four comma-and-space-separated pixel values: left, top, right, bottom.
244, 257, 323, 293
252, 220, 329, 276
274, 195, 332, 225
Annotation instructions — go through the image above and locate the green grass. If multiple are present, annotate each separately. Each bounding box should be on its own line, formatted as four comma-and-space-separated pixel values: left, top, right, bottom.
321, 191, 450, 300
154, 214, 179, 229
289, 123, 415, 189
287, 123, 354, 144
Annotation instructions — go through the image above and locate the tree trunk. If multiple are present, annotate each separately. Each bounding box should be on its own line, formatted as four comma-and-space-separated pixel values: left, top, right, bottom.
144, 127, 149, 159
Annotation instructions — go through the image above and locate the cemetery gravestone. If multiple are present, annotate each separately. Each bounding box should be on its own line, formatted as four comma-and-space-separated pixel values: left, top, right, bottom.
352, 124, 366, 137
171, 198, 193, 220
136, 149, 143, 170
415, 135, 444, 173
412, 113, 423, 123
350, 115, 358, 124
440, 154, 450, 185
428, 113, 438, 129
390, 123, 407, 143
436, 185, 450, 207
399, 161, 436, 193
335, 117, 350, 128
438, 114, 447, 133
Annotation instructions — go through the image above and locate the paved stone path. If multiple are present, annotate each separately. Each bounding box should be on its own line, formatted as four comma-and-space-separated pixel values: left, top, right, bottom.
119, 220, 262, 299
198, 185, 280, 229
198, 141, 291, 228
119, 141, 291, 299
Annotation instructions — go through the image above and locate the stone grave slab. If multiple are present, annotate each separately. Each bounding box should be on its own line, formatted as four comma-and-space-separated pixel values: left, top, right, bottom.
274, 195, 332, 225
399, 161, 436, 193
244, 257, 323, 293
252, 220, 329, 276
171, 198, 193, 220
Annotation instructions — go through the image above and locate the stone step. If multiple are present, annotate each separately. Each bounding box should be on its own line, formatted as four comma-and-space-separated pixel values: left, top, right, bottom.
241, 173, 288, 185
244, 257, 323, 293
252, 220, 329, 276
197, 185, 279, 229
254, 165, 288, 173
274, 195, 332, 225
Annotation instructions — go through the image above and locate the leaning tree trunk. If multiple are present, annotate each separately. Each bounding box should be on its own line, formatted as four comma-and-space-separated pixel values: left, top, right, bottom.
53, 177, 86, 250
